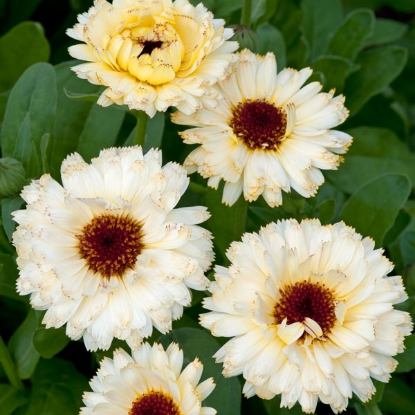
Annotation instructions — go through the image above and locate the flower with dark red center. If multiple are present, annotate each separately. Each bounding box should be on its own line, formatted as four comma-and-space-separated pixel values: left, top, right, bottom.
200, 219, 412, 413
80, 343, 216, 415
130, 391, 180, 415
230, 99, 287, 151
12, 146, 214, 351
274, 281, 336, 338
77, 213, 143, 279
172, 49, 352, 207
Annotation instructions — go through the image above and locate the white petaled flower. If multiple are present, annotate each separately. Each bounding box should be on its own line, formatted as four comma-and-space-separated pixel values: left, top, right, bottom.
172, 49, 352, 207
200, 219, 412, 414
67, 0, 238, 117
12, 146, 214, 351
80, 342, 216, 415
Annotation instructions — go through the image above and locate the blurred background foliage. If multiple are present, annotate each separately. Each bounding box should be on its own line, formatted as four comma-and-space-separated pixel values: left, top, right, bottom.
0, 0, 415, 414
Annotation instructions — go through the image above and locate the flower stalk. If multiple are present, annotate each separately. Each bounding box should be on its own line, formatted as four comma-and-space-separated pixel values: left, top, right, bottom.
0, 336, 24, 391
241, 0, 252, 27
134, 110, 149, 147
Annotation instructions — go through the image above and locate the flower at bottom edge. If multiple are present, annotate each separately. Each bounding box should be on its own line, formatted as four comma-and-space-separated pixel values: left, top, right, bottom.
200, 219, 412, 413
80, 342, 216, 415
12, 146, 214, 351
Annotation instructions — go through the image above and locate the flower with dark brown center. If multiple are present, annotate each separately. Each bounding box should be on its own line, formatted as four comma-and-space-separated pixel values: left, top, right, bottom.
129, 391, 181, 415
77, 213, 143, 279
274, 281, 336, 337
230, 99, 287, 151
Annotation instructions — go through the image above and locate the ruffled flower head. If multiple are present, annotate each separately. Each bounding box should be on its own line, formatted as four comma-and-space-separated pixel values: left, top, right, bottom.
172, 49, 352, 207
12, 146, 214, 351
67, 0, 238, 116
200, 219, 412, 413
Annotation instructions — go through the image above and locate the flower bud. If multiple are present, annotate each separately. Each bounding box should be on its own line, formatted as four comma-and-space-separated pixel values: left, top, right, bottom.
231, 24, 258, 52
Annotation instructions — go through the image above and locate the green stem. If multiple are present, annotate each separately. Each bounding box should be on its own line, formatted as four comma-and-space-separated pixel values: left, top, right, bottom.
240, 0, 252, 27
231, 194, 248, 243
0, 336, 24, 391
133, 110, 149, 147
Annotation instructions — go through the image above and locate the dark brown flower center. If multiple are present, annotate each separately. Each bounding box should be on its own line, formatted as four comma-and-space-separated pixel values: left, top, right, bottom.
129, 391, 181, 415
77, 213, 142, 279
138, 40, 163, 58
230, 99, 287, 151
274, 281, 336, 336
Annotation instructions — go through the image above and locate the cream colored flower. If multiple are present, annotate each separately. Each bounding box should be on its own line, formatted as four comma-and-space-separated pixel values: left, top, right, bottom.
200, 219, 412, 413
67, 0, 238, 117
12, 146, 214, 351
80, 342, 216, 415
172, 49, 352, 207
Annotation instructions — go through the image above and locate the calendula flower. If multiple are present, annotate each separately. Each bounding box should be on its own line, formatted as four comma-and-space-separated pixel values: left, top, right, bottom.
200, 219, 412, 413
67, 0, 238, 117
172, 49, 352, 207
80, 342, 216, 415
12, 146, 214, 351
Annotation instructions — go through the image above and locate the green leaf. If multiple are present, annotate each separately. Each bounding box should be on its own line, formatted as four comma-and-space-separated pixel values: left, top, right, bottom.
256, 24, 286, 69
328, 9, 374, 61
363, 18, 408, 47
379, 376, 415, 414
158, 328, 241, 415
52, 61, 125, 174
340, 174, 411, 247
345, 93, 409, 141
7, 309, 42, 379
343, 46, 408, 115
0, 158, 25, 199
75, 102, 125, 162
33, 327, 70, 359
0, 22, 50, 92
63, 88, 101, 102
395, 334, 415, 373
144, 111, 165, 152
0, 384, 27, 415
313, 55, 359, 91
0, 62, 56, 176
23, 358, 88, 415
287, 35, 310, 69
202, 185, 247, 263
213, 0, 241, 18
300, 0, 343, 62
1, 196, 23, 241
326, 127, 415, 193
0, 252, 24, 302
251, 0, 267, 23
316, 198, 336, 224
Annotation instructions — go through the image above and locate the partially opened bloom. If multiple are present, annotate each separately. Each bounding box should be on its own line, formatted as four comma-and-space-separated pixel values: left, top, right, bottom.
200, 219, 412, 413
172, 49, 352, 207
67, 0, 238, 117
12, 146, 214, 351
81, 342, 216, 414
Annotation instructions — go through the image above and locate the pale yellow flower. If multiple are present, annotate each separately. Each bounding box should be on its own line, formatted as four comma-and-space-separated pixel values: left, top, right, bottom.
80, 343, 216, 415
12, 146, 214, 351
200, 219, 412, 413
172, 49, 352, 207
67, 0, 238, 117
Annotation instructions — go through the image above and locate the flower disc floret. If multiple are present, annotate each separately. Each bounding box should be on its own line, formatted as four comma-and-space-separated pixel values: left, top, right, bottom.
172, 49, 352, 207
67, 0, 238, 117
200, 219, 412, 413
12, 146, 214, 351
80, 343, 216, 415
